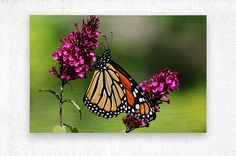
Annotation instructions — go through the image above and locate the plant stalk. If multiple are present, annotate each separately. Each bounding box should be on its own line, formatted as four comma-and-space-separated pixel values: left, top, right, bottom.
59, 105, 63, 127
59, 81, 65, 127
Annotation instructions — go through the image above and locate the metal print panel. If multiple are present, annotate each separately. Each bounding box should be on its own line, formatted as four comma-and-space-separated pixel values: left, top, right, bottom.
30, 15, 206, 133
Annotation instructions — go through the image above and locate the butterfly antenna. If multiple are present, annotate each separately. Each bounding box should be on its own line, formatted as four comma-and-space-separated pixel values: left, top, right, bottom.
110, 32, 113, 51
103, 35, 110, 51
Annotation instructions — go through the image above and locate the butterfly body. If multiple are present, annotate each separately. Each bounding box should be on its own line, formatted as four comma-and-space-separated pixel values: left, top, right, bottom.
83, 50, 156, 122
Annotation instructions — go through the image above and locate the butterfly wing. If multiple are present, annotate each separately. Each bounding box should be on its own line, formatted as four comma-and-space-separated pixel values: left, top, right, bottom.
110, 60, 156, 122
83, 63, 127, 118
84, 58, 156, 122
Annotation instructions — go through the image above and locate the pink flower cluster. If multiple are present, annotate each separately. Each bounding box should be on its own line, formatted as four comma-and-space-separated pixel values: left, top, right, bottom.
49, 15, 100, 81
140, 68, 179, 111
122, 115, 149, 132
123, 68, 179, 132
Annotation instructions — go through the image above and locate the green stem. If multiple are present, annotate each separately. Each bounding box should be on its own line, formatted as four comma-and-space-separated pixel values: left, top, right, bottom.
59, 105, 63, 127
59, 80, 66, 127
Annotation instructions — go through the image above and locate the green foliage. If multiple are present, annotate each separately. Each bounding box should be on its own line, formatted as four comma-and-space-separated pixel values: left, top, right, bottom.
63, 123, 78, 133
63, 99, 82, 120
38, 89, 60, 100
53, 125, 66, 133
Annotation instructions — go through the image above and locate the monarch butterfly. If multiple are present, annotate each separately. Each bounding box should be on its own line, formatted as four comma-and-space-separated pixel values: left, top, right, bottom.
83, 41, 156, 122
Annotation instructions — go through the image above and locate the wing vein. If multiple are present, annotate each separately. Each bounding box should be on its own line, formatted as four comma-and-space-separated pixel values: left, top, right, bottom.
90, 72, 101, 100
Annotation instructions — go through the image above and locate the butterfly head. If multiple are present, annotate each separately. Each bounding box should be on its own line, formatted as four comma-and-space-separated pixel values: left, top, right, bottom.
96, 49, 111, 70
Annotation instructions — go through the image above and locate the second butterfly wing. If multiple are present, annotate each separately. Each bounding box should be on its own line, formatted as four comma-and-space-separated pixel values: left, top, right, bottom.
109, 60, 156, 122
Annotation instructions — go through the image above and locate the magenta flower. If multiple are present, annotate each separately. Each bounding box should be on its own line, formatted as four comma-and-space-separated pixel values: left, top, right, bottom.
49, 15, 100, 81
139, 68, 179, 116
40, 16, 100, 132
123, 68, 179, 133
49, 67, 58, 76
140, 68, 179, 106
123, 115, 149, 132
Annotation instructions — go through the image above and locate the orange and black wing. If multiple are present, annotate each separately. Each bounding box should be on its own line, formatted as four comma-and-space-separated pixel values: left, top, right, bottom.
83, 63, 127, 118
84, 60, 156, 122
110, 60, 156, 122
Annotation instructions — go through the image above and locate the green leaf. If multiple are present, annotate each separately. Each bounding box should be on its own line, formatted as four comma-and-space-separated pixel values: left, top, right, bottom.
63, 123, 78, 133
63, 99, 82, 120
53, 125, 66, 133
65, 82, 73, 91
38, 89, 60, 100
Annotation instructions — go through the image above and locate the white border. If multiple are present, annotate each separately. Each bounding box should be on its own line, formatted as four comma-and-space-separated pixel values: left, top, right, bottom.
1, 0, 236, 155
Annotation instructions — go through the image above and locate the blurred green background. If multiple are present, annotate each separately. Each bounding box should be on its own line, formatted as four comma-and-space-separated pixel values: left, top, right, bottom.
30, 16, 206, 133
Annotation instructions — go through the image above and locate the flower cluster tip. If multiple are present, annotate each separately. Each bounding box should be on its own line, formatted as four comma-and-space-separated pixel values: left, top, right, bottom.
49, 15, 100, 81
